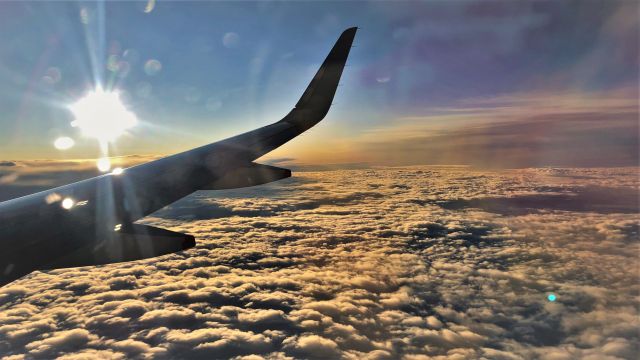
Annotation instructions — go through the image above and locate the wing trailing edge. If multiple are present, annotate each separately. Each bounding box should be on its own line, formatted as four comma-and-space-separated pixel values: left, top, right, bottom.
203, 163, 291, 190
41, 224, 195, 269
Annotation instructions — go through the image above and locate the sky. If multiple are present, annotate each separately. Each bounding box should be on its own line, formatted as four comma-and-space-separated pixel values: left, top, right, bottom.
0, 1, 638, 167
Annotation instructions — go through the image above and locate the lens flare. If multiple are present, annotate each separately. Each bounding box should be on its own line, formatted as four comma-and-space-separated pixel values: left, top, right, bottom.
96, 157, 111, 172
45, 193, 62, 204
107, 55, 120, 72
144, 59, 162, 76
69, 88, 137, 143
54, 137, 75, 150
144, 0, 156, 13
42, 67, 62, 85
222, 32, 239, 48
61, 198, 75, 210
79, 7, 90, 24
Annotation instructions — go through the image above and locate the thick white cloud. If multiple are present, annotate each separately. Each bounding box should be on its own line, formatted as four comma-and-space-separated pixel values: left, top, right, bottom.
0, 166, 638, 359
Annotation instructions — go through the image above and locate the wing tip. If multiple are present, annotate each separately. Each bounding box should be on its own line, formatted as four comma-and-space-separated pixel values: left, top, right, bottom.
341, 27, 358, 41
277, 26, 358, 130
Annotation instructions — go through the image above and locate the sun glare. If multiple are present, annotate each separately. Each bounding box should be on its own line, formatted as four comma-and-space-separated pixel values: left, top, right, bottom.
111, 167, 124, 175
69, 88, 137, 144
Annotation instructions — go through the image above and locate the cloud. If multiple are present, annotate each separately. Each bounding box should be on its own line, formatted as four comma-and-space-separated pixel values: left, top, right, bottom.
0, 166, 638, 358
436, 185, 640, 215
138, 308, 197, 327
24, 329, 97, 357
165, 328, 273, 358
284, 335, 341, 359
352, 88, 638, 168
261, 86, 638, 168
57, 349, 126, 360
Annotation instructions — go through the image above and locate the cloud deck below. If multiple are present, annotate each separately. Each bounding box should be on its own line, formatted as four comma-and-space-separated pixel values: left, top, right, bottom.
0, 166, 638, 359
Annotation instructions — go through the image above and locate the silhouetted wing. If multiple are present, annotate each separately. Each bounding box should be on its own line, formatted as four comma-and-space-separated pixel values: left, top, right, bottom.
203, 163, 292, 190
0, 27, 357, 286
42, 224, 196, 269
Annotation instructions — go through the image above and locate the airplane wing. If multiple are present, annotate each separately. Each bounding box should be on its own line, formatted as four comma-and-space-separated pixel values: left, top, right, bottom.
0, 27, 357, 286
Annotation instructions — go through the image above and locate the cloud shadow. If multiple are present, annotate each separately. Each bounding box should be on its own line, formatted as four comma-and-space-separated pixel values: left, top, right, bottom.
435, 186, 639, 215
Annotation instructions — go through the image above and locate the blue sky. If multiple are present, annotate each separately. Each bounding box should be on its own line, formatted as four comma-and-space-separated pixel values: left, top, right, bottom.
0, 1, 637, 166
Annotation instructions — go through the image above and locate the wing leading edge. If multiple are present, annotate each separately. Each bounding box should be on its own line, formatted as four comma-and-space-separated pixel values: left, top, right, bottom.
0, 27, 357, 286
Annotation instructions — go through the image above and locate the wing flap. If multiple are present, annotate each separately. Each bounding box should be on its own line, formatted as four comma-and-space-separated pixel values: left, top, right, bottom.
41, 224, 195, 269
203, 162, 291, 190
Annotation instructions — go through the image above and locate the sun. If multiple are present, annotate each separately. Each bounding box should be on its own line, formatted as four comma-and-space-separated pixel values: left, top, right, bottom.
69, 88, 137, 144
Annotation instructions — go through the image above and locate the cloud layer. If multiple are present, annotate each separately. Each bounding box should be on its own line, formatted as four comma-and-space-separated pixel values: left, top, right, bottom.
0, 166, 638, 359
350, 88, 639, 168
0, 156, 156, 202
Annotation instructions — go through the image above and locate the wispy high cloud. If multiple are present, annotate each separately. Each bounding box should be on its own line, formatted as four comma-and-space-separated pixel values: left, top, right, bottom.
333, 88, 638, 168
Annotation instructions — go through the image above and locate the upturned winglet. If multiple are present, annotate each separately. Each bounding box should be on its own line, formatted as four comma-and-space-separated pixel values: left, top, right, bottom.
281, 27, 357, 130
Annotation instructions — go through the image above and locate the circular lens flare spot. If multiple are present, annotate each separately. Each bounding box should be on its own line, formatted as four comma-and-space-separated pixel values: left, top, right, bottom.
54, 137, 75, 150
69, 88, 137, 143
61, 198, 75, 210
97, 157, 111, 172
43, 67, 62, 85
547, 293, 557, 302
144, 59, 162, 76
222, 32, 239, 48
